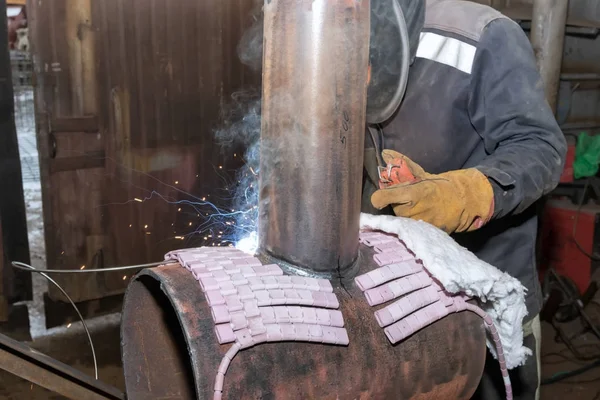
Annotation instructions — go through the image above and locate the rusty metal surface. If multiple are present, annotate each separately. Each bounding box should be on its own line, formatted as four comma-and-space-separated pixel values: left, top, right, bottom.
28, 0, 260, 304
530, 0, 569, 113
0, 331, 124, 400
259, 0, 370, 277
121, 250, 486, 400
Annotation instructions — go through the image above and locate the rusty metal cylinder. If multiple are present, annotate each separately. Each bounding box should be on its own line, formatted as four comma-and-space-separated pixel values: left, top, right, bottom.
121, 260, 486, 399
258, 0, 370, 277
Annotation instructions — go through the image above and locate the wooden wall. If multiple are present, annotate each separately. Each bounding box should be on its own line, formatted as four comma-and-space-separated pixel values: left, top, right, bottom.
29, 0, 260, 303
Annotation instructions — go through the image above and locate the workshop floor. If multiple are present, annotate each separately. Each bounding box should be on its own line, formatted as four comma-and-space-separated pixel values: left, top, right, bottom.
3, 317, 600, 399
540, 320, 600, 399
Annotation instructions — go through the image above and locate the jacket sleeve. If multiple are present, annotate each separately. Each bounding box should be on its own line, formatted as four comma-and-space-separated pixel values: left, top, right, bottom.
468, 18, 567, 219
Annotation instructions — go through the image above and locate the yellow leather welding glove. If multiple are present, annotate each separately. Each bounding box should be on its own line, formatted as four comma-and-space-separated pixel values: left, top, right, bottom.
371, 150, 495, 234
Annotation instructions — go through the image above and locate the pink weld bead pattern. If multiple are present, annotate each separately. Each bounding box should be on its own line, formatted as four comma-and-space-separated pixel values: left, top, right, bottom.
374, 285, 440, 327
356, 230, 513, 400
363, 271, 432, 306
192, 264, 283, 283
235, 323, 350, 348
373, 249, 415, 267
204, 289, 339, 309
383, 301, 449, 343
212, 306, 345, 329
354, 260, 423, 291
373, 240, 405, 253
164, 247, 349, 400
362, 235, 399, 247
199, 274, 332, 293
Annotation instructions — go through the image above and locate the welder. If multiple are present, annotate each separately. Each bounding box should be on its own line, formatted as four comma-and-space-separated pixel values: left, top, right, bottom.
362, 0, 567, 399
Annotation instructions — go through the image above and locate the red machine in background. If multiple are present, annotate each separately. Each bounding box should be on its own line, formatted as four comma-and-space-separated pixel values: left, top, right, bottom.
559, 142, 576, 184
539, 199, 600, 295
539, 138, 599, 296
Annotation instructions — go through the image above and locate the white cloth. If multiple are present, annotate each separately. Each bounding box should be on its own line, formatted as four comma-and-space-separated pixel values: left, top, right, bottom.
360, 213, 531, 369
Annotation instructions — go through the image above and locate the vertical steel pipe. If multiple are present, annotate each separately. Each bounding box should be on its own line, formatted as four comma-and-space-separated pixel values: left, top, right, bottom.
530, 0, 569, 113
259, 0, 370, 277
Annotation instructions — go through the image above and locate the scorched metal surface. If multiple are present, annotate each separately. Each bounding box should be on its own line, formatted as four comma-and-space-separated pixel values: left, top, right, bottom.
121, 251, 486, 400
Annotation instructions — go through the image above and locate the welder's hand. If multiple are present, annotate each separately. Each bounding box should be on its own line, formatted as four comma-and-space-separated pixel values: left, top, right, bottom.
371, 150, 495, 234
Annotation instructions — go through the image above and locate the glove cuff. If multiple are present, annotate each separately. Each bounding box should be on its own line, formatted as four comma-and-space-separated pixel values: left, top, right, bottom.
462, 168, 495, 231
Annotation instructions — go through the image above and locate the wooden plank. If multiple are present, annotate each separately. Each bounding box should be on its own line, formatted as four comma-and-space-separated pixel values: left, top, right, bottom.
0, 333, 124, 400
50, 116, 99, 133
0, 0, 31, 306
49, 151, 105, 173
0, 304, 31, 342
43, 293, 123, 329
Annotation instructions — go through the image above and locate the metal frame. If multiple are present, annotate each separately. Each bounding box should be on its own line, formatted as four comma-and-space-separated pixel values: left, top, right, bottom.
0, 332, 124, 400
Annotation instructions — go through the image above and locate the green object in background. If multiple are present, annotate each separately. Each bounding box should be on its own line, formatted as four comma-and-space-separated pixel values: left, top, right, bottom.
574, 132, 600, 179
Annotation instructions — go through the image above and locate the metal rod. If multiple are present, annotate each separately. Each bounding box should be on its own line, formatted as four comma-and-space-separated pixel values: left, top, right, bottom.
560, 73, 600, 81
530, 0, 569, 113
0, 333, 124, 400
12, 262, 99, 379
258, 0, 371, 278
560, 121, 600, 131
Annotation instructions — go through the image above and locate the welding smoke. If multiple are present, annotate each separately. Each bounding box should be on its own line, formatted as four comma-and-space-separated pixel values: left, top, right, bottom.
237, 8, 264, 72
214, 91, 261, 249
214, 6, 264, 252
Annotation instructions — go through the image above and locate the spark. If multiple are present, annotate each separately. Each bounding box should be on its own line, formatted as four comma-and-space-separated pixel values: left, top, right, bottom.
67, 323, 72, 328
175, 236, 185, 240
175, 181, 179, 185
236, 231, 258, 254
123, 275, 127, 280
80, 265, 85, 270
129, 224, 132, 228
144, 225, 148, 229
134, 198, 143, 203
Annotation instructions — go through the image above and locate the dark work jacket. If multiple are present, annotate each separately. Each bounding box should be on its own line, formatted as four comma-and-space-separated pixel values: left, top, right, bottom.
362, 0, 567, 322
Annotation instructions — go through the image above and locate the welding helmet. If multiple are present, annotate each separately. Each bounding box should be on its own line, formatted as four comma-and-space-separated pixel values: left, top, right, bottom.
366, 0, 425, 124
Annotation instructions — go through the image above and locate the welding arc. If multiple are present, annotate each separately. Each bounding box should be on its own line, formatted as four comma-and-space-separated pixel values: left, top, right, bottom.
11, 260, 173, 273
11, 262, 99, 380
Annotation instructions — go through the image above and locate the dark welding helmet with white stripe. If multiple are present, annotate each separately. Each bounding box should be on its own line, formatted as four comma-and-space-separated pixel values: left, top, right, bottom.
366, 0, 425, 124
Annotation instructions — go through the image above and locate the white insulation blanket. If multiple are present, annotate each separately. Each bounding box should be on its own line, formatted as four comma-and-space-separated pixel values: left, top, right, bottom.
360, 213, 531, 369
